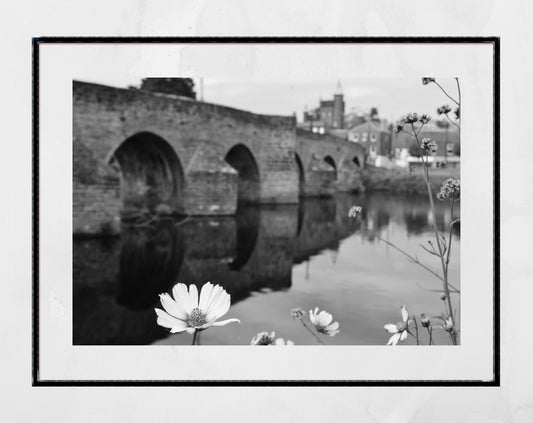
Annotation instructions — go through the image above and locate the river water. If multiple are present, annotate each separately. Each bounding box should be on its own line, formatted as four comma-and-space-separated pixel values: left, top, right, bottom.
73, 192, 460, 346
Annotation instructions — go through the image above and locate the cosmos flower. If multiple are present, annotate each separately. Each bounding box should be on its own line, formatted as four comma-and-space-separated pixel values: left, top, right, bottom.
439, 315, 455, 333
251, 331, 295, 346
154, 282, 240, 334
274, 338, 295, 346
309, 307, 340, 336
251, 331, 276, 345
384, 305, 411, 346
348, 205, 362, 218
420, 313, 431, 328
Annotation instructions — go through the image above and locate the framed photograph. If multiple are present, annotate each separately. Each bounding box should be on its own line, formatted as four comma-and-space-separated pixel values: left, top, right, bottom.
33, 37, 499, 385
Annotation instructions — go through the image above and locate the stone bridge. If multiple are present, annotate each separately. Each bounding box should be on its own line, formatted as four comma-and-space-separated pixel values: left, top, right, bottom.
73, 81, 365, 235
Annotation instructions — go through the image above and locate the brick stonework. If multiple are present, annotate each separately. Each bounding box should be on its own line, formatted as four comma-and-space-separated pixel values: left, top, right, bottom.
73, 81, 365, 235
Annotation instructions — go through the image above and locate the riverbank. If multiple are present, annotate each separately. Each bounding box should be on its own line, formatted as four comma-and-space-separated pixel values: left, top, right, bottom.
361, 165, 460, 196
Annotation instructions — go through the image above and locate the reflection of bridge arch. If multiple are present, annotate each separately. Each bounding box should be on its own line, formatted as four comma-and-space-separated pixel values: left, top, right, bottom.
225, 144, 260, 204
295, 153, 305, 197
111, 132, 184, 217
324, 155, 337, 180
117, 223, 185, 310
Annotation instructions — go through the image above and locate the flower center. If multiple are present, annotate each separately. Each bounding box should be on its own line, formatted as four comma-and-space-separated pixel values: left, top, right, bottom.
188, 307, 207, 327
397, 321, 407, 332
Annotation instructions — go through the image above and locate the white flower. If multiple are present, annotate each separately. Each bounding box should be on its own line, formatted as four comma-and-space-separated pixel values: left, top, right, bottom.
348, 205, 362, 218
155, 282, 240, 334
384, 305, 410, 345
274, 338, 295, 346
309, 307, 340, 336
251, 331, 276, 345
439, 315, 455, 333
251, 332, 295, 345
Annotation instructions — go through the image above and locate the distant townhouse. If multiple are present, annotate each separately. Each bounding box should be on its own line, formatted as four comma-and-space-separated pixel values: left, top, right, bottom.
347, 121, 392, 166
392, 120, 460, 168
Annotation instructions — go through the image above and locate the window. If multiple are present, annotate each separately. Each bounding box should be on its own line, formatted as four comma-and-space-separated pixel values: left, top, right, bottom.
318, 127, 325, 134
370, 133, 377, 142
370, 145, 376, 154
362, 133, 368, 142
446, 143, 454, 154
352, 133, 359, 142
312, 127, 318, 133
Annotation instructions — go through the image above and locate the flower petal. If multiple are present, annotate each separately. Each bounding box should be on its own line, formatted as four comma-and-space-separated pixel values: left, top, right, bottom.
198, 282, 214, 312
387, 332, 401, 346
401, 305, 409, 323
189, 284, 199, 308
318, 311, 333, 326
309, 308, 318, 325
384, 323, 399, 334
172, 283, 194, 315
327, 329, 340, 337
211, 318, 240, 327
326, 321, 339, 331
159, 293, 188, 321
400, 330, 408, 341
205, 289, 231, 321
170, 325, 189, 333
154, 308, 186, 329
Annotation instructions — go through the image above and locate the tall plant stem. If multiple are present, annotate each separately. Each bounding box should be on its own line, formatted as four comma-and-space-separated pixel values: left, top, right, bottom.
376, 235, 460, 293
300, 320, 325, 345
426, 327, 434, 345
412, 316, 420, 345
410, 123, 457, 344
433, 81, 459, 106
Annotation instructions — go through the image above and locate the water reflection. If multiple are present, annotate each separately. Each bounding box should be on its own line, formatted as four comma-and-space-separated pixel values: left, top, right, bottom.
73, 193, 460, 345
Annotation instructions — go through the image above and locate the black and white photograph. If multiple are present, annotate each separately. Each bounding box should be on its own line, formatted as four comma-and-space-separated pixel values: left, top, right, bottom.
72, 76, 462, 347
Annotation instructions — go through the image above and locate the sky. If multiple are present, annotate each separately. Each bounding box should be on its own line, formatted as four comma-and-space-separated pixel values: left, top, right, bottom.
85, 77, 459, 124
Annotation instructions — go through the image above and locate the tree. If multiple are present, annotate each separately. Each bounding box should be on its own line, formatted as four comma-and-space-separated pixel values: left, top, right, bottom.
453, 142, 460, 156
140, 78, 196, 99
408, 142, 421, 157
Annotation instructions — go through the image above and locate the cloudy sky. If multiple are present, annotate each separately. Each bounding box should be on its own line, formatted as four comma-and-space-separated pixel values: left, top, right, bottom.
87, 76, 459, 123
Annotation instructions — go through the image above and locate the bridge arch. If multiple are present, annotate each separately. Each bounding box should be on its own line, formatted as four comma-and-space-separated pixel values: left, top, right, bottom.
352, 156, 361, 167
111, 131, 184, 218
295, 152, 305, 197
224, 144, 260, 204
323, 155, 337, 180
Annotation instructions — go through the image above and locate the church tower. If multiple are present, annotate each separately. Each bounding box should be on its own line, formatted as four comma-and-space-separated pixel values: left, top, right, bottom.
333, 81, 345, 129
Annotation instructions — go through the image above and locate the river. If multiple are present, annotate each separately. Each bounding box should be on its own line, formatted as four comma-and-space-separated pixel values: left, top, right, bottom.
73, 192, 460, 346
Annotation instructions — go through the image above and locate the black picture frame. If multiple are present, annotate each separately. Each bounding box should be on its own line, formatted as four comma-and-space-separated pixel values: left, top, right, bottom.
32, 36, 500, 386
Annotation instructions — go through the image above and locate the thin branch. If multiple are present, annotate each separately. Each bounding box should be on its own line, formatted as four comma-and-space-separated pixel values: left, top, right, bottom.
432, 81, 459, 106
376, 235, 460, 293
444, 113, 460, 129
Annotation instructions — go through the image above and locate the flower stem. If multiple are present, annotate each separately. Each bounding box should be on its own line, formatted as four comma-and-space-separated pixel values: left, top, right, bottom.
410, 123, 457, 345
426, 327, 434, 345
192, 329, 198, 346
412, 317, 420, 345
432, 80, 460, 106
300, 320, 325, 345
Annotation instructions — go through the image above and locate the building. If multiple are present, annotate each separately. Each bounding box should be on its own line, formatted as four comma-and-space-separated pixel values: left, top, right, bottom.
302, 82, 345, 133
392, 120, 460, 168
347, 121, 392, 165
